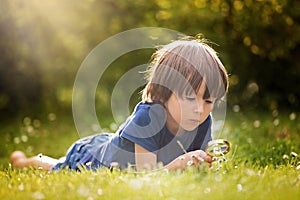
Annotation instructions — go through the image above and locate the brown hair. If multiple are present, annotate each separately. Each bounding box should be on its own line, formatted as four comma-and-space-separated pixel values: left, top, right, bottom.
142, 37, 228, 104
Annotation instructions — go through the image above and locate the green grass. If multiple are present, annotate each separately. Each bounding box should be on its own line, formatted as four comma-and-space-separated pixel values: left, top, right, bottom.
0, 110, 299, 199
1, 164, 299, 200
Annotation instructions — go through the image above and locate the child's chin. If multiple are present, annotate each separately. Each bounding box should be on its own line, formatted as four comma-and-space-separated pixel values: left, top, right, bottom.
182, 125, 198, 132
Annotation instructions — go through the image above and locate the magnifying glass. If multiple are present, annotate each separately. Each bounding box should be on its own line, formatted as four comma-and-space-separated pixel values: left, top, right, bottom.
206, 139, 230, 157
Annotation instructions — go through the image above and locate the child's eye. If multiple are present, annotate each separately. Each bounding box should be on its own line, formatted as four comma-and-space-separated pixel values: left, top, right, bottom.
205, 99, 214, 104
185, 96, 196, 101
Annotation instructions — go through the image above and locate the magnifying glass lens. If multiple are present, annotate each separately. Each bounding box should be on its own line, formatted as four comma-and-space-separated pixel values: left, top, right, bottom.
206, 139, 230, 157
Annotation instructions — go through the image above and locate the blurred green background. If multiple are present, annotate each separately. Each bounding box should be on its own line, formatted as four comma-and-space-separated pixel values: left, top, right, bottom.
1, 0, 300, 122
0, 1, 299, 126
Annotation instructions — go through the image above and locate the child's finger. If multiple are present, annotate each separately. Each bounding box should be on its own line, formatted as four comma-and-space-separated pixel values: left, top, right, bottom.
204, 155, 212, 163
194, 150, 212, 163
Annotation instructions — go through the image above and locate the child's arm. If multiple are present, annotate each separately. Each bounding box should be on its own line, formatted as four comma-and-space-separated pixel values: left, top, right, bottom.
134, 144, 212, 171
134, 143, 157, 171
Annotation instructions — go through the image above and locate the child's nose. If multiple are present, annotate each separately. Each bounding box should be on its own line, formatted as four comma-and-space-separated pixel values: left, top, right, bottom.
193, 101, 204, 113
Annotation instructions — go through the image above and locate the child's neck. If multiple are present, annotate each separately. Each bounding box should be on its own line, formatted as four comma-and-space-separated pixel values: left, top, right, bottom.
166, 117, 185, 136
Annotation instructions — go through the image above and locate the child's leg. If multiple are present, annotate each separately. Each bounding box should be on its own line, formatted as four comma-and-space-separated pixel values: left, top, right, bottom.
10, 151, 59, 171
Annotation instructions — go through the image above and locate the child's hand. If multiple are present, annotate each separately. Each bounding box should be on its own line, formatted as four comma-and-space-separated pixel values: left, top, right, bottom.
166, 150, 212, 171
182, 150, 212, 168
187, 150, 213, 167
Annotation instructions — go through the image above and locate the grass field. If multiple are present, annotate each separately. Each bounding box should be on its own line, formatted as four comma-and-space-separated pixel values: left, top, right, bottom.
0, 109, 299, 199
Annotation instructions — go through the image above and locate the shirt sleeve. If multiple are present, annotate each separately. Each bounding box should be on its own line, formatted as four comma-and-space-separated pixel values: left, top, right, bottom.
119, 103, 167, 153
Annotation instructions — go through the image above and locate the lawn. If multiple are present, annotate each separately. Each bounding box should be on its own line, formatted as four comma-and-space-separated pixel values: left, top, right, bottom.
0, 110, 299, 199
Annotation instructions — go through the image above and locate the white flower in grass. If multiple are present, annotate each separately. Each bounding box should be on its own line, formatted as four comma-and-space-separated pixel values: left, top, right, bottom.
187, 160, 194, 167
77, 184, 90, 197
97, 188, 103, 195
18, 183, 24, 191
204, 187, 211, 194
291, 152, 298, 157
282, 154, 289, 159
179, 155, 185, 160
237, 184, 243, 192
129, 179, 143, 190
33, 191, 45, 200
246, 169, 255, 176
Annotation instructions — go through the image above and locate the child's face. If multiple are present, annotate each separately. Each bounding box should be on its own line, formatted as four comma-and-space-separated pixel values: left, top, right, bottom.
164, 83, 214, 134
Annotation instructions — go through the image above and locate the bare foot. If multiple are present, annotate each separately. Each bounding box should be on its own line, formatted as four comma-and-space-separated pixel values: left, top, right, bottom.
10, 151, 27, 168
